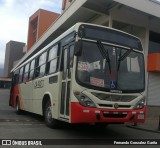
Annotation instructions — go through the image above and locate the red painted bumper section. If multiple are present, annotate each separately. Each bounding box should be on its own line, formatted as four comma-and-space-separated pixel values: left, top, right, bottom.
71, 102, 146, 123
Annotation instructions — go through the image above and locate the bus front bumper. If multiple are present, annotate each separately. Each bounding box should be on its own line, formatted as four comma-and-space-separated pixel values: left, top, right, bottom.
71, 102, 146, 123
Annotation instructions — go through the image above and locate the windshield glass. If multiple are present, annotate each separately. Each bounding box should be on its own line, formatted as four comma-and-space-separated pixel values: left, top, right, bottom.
76, 41, 145, 92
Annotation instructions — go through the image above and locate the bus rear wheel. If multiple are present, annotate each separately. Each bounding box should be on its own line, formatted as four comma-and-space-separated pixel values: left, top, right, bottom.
16, 99, 22, 114
44, 100, 60, 129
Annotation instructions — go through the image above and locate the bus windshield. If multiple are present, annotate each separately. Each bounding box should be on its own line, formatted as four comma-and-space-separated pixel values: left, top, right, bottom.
76, 41, 145, 93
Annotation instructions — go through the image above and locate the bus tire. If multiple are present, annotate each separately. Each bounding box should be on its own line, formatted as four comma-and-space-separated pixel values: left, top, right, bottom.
44, 100, 60, 129
16, 98, 22, 115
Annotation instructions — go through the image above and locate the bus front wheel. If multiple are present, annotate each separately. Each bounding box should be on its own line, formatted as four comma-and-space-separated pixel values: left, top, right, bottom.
44, 100, 60, 129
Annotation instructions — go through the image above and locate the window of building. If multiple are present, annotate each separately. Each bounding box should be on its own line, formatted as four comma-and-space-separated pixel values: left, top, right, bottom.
31, 17, 38, 43
149, 31, 160, 54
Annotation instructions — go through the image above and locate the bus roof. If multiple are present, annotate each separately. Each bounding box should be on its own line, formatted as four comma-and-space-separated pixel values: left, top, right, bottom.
11, 22, 141, 72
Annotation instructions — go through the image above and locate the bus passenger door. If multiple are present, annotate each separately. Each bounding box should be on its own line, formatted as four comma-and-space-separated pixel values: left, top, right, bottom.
60, 44, 74, 119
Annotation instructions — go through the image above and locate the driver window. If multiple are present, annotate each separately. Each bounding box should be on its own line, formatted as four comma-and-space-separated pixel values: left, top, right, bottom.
127, 56, 140, 73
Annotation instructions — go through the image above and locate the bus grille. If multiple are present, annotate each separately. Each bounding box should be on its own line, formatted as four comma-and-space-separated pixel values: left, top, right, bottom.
103, 113, 127, 118
92, 92, 136, 102
99, 104, 131, 108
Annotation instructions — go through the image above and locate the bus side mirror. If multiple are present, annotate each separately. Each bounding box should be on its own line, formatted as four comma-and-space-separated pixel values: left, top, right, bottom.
74, 41, 83, 56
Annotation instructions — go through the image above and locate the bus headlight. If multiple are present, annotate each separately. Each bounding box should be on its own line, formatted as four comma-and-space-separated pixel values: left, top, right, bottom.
74, 92, 96, 108
134, 98, 145, 109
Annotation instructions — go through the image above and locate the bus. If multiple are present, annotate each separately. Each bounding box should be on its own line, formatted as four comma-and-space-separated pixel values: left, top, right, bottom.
10, 23, 146, 128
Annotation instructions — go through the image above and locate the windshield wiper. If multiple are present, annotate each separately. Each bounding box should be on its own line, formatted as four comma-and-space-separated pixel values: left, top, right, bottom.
117, 48, 133, 71
97, 40, 111, 73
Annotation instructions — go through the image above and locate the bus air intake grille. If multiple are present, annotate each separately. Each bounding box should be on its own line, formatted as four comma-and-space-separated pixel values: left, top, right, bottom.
103, 113, 127, 118
92, 92, 136, 102
98, 104, 113, 107
99, 104, 131, 108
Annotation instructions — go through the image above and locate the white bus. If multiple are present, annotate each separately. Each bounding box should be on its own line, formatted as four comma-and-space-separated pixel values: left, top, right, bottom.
10, 23, 146, 128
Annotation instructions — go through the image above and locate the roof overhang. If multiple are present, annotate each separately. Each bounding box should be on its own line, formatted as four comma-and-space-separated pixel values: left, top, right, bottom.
12, 0, 117, 71
113, 0, 160, 18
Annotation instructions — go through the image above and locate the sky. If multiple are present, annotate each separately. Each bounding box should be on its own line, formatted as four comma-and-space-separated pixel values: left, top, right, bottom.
0, 0, 62, 69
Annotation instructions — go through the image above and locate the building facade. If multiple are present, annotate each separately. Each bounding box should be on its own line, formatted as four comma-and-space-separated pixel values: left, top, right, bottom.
3, 41, 25, 77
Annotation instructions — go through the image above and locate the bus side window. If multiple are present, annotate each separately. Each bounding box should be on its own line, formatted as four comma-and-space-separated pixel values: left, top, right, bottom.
34, 57, 40, 78
28, 59, 35, 80
23, 63, 30, 83
39, 52, 47, 77
35, 52, 47, 78
46, 45, 58, 74
18, 67, 24, 83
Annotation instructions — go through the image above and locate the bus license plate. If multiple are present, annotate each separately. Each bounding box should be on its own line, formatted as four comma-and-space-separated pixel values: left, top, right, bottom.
138, 114, 144, 119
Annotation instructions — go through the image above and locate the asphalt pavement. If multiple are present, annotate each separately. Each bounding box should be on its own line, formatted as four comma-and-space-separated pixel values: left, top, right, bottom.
127, 117, 160, 133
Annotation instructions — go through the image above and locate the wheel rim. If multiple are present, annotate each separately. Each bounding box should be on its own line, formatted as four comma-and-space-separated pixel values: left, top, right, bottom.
16, 102, 19, 112
46, 105, 52, 122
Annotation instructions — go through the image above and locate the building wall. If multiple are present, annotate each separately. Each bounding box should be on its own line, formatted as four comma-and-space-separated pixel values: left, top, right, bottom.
3, 42, 11, 78
3, 41, 25, 77
27, 9, 59, 51
38, 10, 59, 40
147, 73, 160, 106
